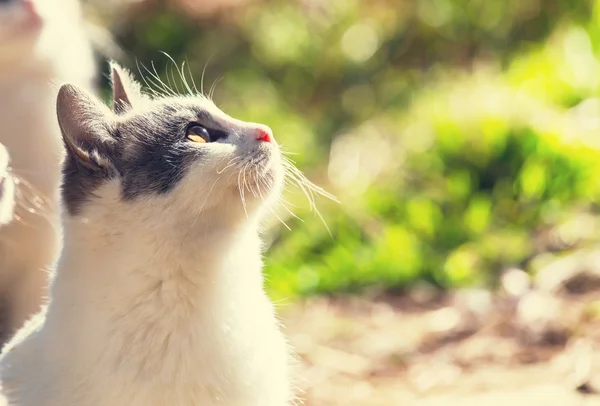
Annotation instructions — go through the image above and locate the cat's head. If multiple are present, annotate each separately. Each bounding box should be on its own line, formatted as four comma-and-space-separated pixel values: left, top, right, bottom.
0, 0, 87, 68
56, 63, 284, 231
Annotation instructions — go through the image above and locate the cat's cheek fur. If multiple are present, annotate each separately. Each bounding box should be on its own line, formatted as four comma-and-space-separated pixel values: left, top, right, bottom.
176, 149, 285, 219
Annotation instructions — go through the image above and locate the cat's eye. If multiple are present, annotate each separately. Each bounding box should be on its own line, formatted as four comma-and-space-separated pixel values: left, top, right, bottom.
186, 124, 211, 143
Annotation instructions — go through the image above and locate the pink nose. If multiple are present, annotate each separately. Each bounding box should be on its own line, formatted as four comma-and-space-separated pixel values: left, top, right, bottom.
256, 128, 272, 143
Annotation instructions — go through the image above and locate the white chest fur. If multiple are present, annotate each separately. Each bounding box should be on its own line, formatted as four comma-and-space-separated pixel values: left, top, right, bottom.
0, 202, 294, 406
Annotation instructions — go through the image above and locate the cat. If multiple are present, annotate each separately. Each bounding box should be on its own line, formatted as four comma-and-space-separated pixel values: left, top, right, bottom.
0, 144, 15, 228
0, 63, 297, 406
0, 0, 96, 343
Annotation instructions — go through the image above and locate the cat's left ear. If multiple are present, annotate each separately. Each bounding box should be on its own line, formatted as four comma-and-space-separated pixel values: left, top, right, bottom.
56, 84, 117, 171
110, 61, 145, 114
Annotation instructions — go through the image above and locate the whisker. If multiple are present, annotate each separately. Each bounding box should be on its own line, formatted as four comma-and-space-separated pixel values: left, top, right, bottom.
281, 197, 300, 209
184, 56, 199, 95
153, 60, 179, 95
180, 61, 194, 96
242, 162, 257, 198
163, 63, 175, 95
193, 175, 221, 226
278, 144, 299, 156
138, 63, 166, 96
280, 201, 303, 222
217, 157, 242, 174
209, 77, 224, 101
136, 59, 162, 98
161, 52, 196, 97
279, 156, 338, 237
255, 171, 267, 201
269, 207, 291, 231
237, 163, 248, 218
140, 61, 176, 97
282, 157, 339, 203
200, 52, 216, 97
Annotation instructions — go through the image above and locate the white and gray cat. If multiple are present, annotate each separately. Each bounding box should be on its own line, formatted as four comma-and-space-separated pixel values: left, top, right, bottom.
0, 0, 96, 342
0, 63, 297, 406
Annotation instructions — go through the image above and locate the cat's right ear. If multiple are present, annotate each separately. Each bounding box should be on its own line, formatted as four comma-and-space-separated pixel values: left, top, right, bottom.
110, 61, 145, 114
56, 84, 117, 171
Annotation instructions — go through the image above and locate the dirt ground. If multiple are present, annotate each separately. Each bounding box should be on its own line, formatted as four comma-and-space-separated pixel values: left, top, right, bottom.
281, 276, 600, 405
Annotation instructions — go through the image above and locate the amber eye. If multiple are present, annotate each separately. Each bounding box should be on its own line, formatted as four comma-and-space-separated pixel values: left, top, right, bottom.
186, 124, 211, 143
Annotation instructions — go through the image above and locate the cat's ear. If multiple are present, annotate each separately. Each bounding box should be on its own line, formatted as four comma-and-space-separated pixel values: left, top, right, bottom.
110, 61, 145, 114
56, 84, 117, 170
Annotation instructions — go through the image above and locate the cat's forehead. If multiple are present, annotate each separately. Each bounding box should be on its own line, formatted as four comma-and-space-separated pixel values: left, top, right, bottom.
123, 96, 232, 128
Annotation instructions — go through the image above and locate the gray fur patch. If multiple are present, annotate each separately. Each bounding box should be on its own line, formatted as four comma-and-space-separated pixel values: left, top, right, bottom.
119, 104, 202, 200
61, 151, 118, 216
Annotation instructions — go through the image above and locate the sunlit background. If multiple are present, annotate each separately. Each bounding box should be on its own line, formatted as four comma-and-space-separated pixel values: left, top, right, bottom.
82, 0, 600, 404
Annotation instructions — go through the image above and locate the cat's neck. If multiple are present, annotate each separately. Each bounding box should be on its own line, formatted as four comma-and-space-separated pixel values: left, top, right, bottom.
55, 205, 263, 302
44, 191, 264, 360
17, 189, 291, 405
48, 184, 265, 322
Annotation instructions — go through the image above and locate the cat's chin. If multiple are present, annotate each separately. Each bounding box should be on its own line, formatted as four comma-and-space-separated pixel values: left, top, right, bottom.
227, 164, 283, 214
248, 158, 283, 192
231, 172, 281, 199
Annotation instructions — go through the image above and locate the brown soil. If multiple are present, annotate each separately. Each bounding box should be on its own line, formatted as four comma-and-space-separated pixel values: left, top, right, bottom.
281, 289, 600, 405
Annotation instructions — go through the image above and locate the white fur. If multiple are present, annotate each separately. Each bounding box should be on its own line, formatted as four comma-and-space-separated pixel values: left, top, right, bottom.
0, 0, 96, 340
0, 83, 295, 405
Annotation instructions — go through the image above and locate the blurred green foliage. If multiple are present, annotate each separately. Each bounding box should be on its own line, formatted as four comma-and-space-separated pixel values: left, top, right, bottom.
103, 0, 600, 298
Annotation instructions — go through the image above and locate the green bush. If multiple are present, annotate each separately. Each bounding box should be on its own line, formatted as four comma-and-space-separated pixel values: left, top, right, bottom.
100, 0, 600, 298
266, 66, 600, 297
